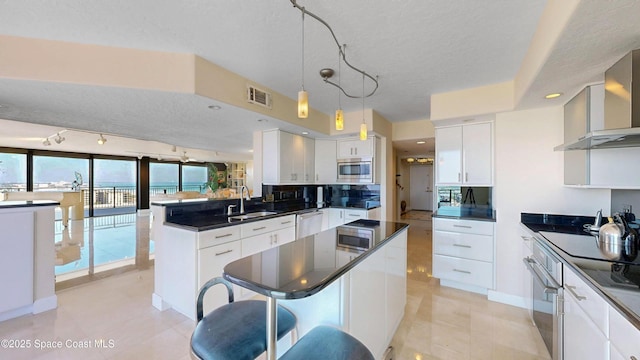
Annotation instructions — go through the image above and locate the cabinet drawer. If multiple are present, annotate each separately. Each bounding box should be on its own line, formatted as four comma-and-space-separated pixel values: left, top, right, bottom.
240, 215, 295, 237
433, 254, 493, 288
609, 303, 640, 359
344, 210, 367, 222
433, 230, 493, 262
564, 268, 608, 334
433, 218, 494, 235
198, 226, 241, 249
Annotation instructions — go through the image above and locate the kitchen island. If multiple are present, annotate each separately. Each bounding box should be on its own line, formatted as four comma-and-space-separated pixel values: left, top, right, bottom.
0, 200, 58, 322
224, 220, 408, 360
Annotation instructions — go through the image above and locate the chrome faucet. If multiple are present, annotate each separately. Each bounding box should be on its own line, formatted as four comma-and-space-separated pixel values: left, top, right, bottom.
239, 186, 250, 214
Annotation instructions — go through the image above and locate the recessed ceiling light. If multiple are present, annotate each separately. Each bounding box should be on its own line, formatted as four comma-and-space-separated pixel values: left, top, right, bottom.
257, 118, 268, 122
208, 105, 222, 110
416, 141, 426, 144
301, 131, 309, 135
545, 93, 563, 99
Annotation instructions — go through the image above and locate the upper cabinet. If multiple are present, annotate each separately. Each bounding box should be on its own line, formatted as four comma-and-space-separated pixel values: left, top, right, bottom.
314, 139, 337, 183
337, 137, 374, 158
435, 122, 493, 186
263, 129, 315, 184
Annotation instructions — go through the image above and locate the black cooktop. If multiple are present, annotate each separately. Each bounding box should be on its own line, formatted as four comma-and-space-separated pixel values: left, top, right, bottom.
539, 231, 640, 266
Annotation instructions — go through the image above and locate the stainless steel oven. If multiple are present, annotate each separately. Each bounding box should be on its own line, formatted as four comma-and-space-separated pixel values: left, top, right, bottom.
523, 240, 563, 360
336, 225, 374, 251
337, 158, 373, 183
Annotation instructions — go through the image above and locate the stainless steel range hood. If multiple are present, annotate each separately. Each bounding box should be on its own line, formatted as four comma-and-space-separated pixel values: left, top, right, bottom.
556, 49, 640, 151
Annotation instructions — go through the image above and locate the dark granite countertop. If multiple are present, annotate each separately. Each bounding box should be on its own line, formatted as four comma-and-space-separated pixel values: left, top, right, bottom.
223, 220, 409, 299
156, 197, 377, 232
433, 206, 496, 222
0, 200, 60, 209
521, 213, 640, 330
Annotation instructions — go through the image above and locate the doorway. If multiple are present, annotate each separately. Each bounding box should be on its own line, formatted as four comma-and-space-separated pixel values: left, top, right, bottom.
409, 164, 433, 211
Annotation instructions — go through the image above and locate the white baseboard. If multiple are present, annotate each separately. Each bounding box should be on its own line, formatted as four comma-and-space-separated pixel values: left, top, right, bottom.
152, 293, 171, 311
487, 290, 527, 309
33, 295, 58, 314
0, 305, 32, 322
439, 280, 488, 295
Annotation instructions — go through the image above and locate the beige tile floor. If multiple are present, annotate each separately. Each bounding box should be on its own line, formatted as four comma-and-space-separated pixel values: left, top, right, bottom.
0, 213, 550, 359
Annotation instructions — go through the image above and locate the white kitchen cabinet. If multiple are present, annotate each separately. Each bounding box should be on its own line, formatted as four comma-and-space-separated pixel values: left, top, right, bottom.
314, 139, 337, 183
328, 208, 345, 228
609, 304, 640, 360
435, 122, 493, 186
344, 209, 367, 223
198, 240, 242, 314
432, 217, 495, 293
303, 136, 315, 183
563, 274, 608, 360
328, 208, 370, 228
263, 129, 314, 184
348, 237, 386, 357
337, 137, 374, 158
385, 230, 407, 342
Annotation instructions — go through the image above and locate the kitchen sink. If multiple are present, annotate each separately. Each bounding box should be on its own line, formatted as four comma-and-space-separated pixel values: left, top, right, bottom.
229, 211, 277, 221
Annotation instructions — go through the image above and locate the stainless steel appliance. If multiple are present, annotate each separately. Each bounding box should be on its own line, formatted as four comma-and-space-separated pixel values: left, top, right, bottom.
337, 158, 374, 183
523, 240, 563, 360
296, 210, 324, 238
336, 225, 374, 251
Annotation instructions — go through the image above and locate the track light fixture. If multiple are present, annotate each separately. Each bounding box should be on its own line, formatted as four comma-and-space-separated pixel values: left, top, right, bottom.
54, 133, 65, 144
290, 0, 379, 100
42, 138, 51, 146
97, 134, 107, 145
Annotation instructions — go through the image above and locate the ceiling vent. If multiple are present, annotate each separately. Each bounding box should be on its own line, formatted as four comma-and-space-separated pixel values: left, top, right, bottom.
247, 85, 272, 109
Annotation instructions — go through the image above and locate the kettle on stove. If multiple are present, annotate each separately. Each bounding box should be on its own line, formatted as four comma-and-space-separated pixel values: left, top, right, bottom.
598, 213, 638, 261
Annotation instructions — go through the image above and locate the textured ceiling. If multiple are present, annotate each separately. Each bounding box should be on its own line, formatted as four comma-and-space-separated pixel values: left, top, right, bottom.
1, 0, 639, 158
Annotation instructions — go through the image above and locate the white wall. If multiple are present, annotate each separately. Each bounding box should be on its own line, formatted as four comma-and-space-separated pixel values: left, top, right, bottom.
492, 106, 610, 303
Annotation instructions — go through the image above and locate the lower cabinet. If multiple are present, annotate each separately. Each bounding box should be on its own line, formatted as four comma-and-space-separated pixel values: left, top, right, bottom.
327, 208, 376, 229
609, 303, 640, 360
198, 240, 242, 315
432, 217, 495, 293
563, 272, 608, 360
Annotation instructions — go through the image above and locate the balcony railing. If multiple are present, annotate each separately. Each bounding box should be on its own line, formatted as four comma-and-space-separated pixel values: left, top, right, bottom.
2, 184, 207, 212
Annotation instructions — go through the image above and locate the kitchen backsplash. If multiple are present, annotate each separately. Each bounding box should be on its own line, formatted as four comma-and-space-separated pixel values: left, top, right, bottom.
262, 184, 381, 209
611, 189, 640, 217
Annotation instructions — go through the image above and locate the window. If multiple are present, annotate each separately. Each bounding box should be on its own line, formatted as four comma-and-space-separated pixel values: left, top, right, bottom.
94, 159, 137, 214
0, 152, 27, 192
149, 162, 179, 196
181, 164, 207, 193
33, 155, 89, 191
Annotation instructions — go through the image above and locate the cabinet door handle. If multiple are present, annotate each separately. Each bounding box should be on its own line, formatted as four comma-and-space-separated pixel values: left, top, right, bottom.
453, 225, 472, 229
281, 220, 292, 225
215, 249, 233, 256
316, 174, 319, 181
458, 173, 461, 182
520, 235, 532, 241
565, 284, 586, 301
273, 234, 278, 244
453, 269, 471, 274
465, 172, 468, 182
253, 226, 267, 231
215, 233, 233, 239
453, 244, 471, 248
348, 213, 360, 217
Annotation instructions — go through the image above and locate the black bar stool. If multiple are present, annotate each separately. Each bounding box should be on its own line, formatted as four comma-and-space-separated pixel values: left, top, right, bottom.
190, 277, 297, 360
279, 325, 374, 360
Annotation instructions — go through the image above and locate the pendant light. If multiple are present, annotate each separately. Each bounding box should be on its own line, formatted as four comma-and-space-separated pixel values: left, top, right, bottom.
335, 47, 344, 130
360, 72, 367, 141
297, 10, 308, 118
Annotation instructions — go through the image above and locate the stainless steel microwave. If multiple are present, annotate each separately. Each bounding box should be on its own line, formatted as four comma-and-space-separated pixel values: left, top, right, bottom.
337, 158, 373, 183
336, 225, 374, 251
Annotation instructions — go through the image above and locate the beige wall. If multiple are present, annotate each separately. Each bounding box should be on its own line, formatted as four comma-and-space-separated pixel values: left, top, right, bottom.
431, 81, 514, 122
392, 119, 435, 141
